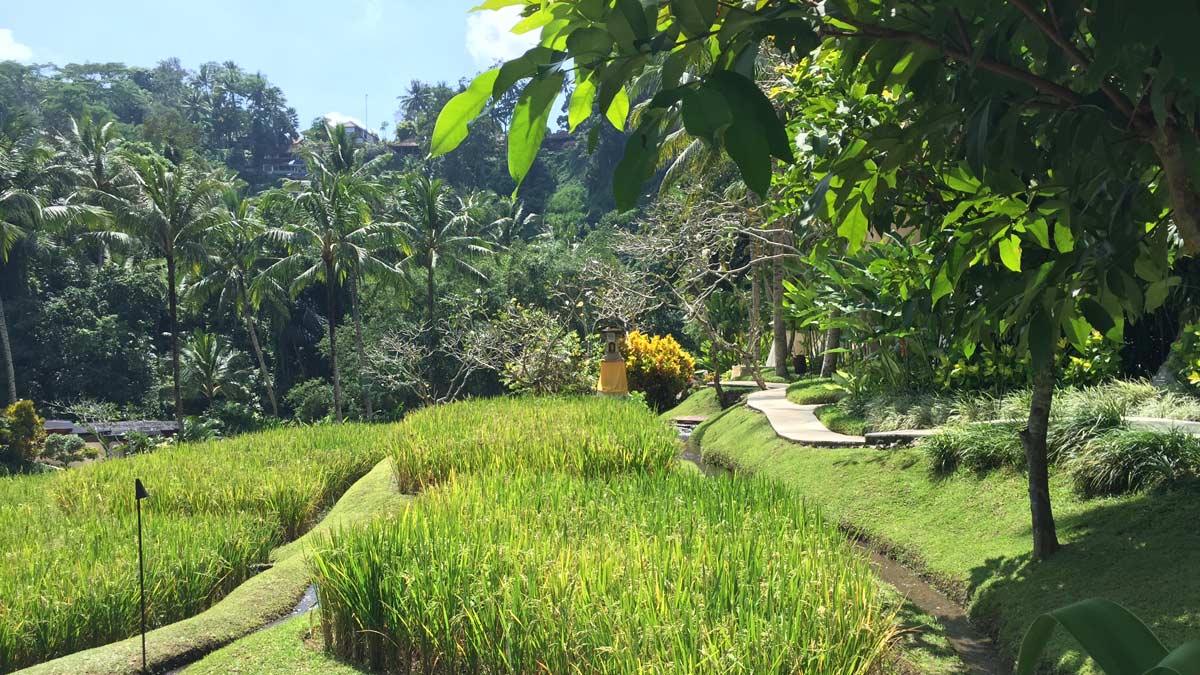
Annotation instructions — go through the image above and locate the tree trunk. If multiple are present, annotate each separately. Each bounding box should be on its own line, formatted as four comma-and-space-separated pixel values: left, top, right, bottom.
350, 275, 372, 421
820, 319, 842, 379
242, 306, 278, 418
747, 241, 766, 390
325, 258, 343, 423
1019, 362, 1060, 560
167, 256, 183, 426
771, 253, 790, 379
711, 342, 725, 406
0, 291, 15, 404
1152, 128, 1200, 253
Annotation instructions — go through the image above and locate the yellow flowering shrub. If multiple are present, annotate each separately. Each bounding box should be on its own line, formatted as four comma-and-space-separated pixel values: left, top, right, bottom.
621, 331, 696, 411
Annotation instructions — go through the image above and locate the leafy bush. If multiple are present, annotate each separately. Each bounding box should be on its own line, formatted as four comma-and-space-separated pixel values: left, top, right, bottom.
622, 331, 696, 412
1066, 429, 1200, 497
497, 305, 595, 395
207, 400, 266, 435
118, 431, 158, 455
285, 378, 334, 423
922, 422, 1025, 474
0, 400, 45, 465
1056, 333, 1120, 387
41, 434, 96, 465
1170, 321, 1200, 391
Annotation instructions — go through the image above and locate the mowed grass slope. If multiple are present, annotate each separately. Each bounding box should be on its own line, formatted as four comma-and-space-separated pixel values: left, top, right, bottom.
699, 407, 1200, 674
309, 397, 898, 675
0, 424, 394, 674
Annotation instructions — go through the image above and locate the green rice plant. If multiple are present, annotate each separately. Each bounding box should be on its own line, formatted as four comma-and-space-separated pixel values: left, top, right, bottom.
0, 423, 393, 673
1065, 428, 1200, 497
311, 471, 897, 675
390, 396, 679, 492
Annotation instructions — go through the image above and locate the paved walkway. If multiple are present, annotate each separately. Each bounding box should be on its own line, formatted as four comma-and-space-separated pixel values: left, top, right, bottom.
745, 388, 867, 447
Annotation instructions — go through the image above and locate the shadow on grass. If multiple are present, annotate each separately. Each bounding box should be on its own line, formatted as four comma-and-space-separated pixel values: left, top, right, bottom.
966, 483, 1200, 671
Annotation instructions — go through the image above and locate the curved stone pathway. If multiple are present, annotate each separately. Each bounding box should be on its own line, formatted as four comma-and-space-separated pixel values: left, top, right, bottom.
745, 388, 867, 446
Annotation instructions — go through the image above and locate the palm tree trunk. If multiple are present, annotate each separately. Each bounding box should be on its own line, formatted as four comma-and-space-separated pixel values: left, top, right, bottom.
243, 308, 278, 418
426, 257, 436, 334
1020, 360, 1060, 560
325, 258, 343, 423
747, 241, 766, 390
350, 275, 372, 420
167, 256, 183, 426
0, 291, 15, 404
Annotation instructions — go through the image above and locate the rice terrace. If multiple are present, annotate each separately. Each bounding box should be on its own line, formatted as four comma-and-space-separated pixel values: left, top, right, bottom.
1, 1, 1199, 674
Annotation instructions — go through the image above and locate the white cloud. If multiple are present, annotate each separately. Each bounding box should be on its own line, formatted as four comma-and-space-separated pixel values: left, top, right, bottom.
0, 29, 32, 63
324, 112, 367, 128
465, 7, 538, 67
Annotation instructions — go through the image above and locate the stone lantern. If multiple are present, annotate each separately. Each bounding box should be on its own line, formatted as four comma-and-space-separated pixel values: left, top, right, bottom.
595, 318, 629, 396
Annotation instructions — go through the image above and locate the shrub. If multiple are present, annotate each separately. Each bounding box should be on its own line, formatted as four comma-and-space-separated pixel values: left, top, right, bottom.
1171, 322, 1200, 392
497, 305, 595, 395
622, 331, 696, 412
0, 400, 45, 465
41, 434, 95, 464
1066, 429, 1200, 497
922, 422, 1025, 474
285, 378, 334, 423
207, 400, 266, 435
1056, 333, 1120, 387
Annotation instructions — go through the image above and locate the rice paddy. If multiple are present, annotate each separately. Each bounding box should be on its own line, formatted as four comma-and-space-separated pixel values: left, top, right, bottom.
312, 397, 897, 674
0, 423, 393, 673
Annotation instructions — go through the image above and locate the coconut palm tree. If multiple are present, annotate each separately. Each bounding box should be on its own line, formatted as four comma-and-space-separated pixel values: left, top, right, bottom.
395, 175, 493, 335
261, 126, 401, 423
483, 195, 541, 247
103, 153, 227, 425
0, 114, 107, 403
186, 190, 283, 417
181, 330, 251, 407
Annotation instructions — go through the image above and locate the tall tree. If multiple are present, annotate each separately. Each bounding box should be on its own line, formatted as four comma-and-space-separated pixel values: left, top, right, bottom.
395, 175, 493, 339
262, 126, 400, 423
105, 153, 226, 425
187, 191, 282, 417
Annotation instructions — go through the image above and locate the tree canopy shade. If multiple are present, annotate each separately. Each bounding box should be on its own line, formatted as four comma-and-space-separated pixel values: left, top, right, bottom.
436, 0, 1198, 560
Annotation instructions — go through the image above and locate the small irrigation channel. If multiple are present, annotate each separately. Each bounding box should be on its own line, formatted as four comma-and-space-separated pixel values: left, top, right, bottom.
672, 416, 1006, 675
162, 586, 318, 675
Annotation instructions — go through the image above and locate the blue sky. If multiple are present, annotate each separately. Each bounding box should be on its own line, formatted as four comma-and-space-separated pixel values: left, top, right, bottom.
0, 0, 536, 136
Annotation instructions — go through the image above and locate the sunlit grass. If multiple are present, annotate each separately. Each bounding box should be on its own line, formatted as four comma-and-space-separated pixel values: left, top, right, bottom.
0, 423, 393, 673
312, 396, 895, 674
312, 472, 895, 675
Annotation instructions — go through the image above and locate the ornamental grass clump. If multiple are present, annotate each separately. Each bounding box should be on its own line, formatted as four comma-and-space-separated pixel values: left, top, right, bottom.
390, 396, 679, 492
311, 471, 896, 675
0, 423, 392, 673
1066, 428, 1200, 497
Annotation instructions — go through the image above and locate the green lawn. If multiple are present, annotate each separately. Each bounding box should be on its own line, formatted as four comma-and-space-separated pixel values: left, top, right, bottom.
183, 617, 366, 675
660, 387, 724, 420
698, 407, 1200, 674
815, 403, 868, 435
786, 377, 848, 405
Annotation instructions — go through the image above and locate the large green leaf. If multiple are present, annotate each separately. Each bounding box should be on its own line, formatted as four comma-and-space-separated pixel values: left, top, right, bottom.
613, 112, 666, 211
839, 197, 869, 253
508, 73, 565, 189
707, 70, 794, 163
671, 0, 718, 38
681, 84, 733, 140
998, 234, 1022, 272
568, 74, 597, 132
1017, 599, 1170, 675
567, 27, 613, 62
606, 87, 630, 131
430, 69, 500, 157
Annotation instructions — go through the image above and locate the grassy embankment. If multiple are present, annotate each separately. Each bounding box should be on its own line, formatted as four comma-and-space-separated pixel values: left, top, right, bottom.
304, 397, 898, 675
6, 424, 403, 675
786, 376, 848, 405
697, 405, 1200, 674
